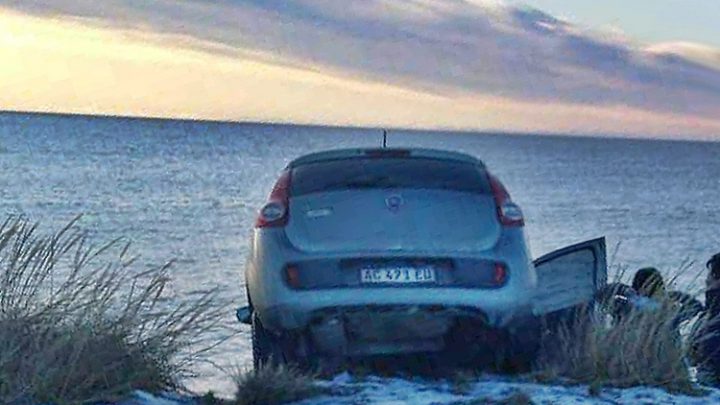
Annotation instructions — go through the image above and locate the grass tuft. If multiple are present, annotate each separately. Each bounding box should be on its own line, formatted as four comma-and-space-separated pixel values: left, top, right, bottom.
535, 301, 698, 394
233, 364, 325, 405
0, 216, 229, 404
454, 390, 534, 405
501, 391, 534, 405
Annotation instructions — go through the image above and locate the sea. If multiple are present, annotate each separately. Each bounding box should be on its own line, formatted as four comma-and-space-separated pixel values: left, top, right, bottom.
1, 111, 719, 395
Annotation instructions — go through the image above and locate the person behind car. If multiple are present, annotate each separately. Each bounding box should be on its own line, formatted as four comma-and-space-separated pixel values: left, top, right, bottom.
599, 267, 702, 324
598, 267, 665, 320
705, 253, 720, 314
632, 267, 665, 298
694, 253, 720, 383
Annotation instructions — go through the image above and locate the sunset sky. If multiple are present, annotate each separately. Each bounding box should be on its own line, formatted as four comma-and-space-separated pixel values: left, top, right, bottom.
2, 0, 720, 138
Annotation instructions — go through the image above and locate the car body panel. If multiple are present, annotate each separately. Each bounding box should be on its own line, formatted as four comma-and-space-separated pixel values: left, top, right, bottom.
286, 189, 501, 254
288, 148, 484, 168
247, 224, 535, 333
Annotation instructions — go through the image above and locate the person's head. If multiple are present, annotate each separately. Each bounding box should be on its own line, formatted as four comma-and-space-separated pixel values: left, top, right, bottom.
632, 267, 665, 298
708, 253, 720, 281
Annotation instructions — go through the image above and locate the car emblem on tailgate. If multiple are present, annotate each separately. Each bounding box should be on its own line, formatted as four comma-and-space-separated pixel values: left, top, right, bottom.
385, 195, 404, 212
305, 207, 333, 218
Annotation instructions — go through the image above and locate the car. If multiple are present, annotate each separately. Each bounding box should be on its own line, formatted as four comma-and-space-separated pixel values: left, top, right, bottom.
238, 147, 607, 370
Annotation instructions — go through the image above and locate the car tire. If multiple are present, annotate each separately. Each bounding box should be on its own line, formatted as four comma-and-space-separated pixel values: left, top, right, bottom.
494, 315, 542, 373
443, 319, 498, 370
252, 312, 286, 370
501, 329, 541, 372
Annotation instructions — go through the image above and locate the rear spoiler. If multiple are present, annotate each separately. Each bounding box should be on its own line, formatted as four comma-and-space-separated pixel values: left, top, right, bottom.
288, 148, 484, 168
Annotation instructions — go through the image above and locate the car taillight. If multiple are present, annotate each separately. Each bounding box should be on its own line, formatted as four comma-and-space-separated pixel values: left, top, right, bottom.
255, 170, 291, 228
488, 173, 524, 227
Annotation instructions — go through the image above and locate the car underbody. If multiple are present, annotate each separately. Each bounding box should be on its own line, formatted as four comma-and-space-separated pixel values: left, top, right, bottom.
247, 302, 546, 374
308, 305, 488, 357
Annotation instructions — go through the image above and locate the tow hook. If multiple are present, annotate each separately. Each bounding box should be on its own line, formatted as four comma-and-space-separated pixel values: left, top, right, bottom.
236, 306, 252, 325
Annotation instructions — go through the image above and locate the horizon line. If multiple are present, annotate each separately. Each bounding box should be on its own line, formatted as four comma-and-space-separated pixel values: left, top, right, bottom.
1, 108, 717, 145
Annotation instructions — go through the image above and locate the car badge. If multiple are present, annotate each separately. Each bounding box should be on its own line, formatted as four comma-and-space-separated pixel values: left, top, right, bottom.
385, 195, 404, 212
306, 208, 333, 218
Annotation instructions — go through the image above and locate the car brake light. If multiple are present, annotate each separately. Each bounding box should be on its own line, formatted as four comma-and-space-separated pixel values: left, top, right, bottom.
488, 173, 524, 227
364, 149, 411, 158
255, 170, 291, 228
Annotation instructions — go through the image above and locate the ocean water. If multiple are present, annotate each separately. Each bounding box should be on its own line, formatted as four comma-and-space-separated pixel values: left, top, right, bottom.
2, 111, 720, 393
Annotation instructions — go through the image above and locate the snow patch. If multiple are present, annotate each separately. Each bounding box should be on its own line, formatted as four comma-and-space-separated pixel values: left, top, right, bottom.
303, 374, 720, 405
116, 375, 720, 405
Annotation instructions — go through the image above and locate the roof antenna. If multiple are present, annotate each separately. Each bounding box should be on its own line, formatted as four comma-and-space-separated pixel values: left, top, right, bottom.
382, 129, 388, 148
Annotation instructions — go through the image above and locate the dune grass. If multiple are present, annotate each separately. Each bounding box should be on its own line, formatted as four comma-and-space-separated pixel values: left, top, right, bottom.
0, 216, 229, 404
232, 364, 325, 405
536, 305, 694, 392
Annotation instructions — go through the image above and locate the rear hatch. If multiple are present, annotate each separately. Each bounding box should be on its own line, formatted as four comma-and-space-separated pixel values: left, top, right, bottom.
284, 154, 501, 254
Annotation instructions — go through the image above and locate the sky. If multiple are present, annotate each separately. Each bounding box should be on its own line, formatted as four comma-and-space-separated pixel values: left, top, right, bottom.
1, 0, 720, 139
506, 0, 720, 48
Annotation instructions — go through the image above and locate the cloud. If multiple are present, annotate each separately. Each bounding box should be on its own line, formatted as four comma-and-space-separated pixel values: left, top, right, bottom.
2, 0, 720, 137
646, 41, 720, 71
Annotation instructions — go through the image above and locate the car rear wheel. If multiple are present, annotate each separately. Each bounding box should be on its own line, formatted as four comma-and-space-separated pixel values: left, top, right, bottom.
499, 329, 541, 372
252, 313, 288, 370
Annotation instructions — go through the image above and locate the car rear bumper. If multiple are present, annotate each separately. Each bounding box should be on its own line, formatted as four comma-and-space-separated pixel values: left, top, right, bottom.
259, 287, 534, 328
307, 304, 466, 356
266, 301, 536, 357
246, 227, 535, 334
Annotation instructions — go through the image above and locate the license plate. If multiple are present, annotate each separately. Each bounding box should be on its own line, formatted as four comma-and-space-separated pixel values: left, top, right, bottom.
360, 266, 437, 284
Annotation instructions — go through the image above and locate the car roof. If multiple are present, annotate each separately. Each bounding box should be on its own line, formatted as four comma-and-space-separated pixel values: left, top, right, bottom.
288, 148, 484, 168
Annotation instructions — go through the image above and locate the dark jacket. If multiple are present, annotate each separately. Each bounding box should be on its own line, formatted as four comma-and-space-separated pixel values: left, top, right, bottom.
698, 254, 720, 377
597, 282, 702, 327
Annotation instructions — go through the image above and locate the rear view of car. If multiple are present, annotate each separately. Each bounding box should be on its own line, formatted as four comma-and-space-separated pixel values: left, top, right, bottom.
245, 148, 537, 368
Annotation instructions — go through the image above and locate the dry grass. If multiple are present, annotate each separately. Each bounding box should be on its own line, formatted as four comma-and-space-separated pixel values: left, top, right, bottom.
452, 390, 534, 405
536, 304, 695, 393
233, 364, 325, 405
0, 216, 229, 404
500, 391, 534, 405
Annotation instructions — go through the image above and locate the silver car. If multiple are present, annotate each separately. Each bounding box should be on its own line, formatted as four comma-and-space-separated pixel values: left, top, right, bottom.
240, 148, 606, 369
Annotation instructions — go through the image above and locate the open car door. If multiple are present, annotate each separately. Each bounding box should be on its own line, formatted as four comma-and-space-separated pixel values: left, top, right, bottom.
532, 237, 607, 317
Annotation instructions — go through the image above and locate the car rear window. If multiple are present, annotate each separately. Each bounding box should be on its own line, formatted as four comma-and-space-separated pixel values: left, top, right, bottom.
290, 158, 491, 196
